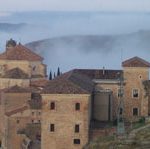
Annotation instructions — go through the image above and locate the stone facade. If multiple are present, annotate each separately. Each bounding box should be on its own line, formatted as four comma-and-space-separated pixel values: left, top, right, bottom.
41, 94, 91, 149
123, 67, 149, 121
0, 40, 150, 149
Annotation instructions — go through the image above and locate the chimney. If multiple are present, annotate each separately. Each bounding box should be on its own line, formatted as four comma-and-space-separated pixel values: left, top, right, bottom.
6, 38, 17, 48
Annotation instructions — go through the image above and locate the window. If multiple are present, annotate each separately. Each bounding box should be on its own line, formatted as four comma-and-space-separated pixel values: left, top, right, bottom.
31, 120, 34, 123
133, 108, 138, 116
50, 124, 55, 132
32, 112, 34, 116
75, 103, 80, 111
118, 89, 123, 98
75, 124, 80, 133
132, 89, 139, 98
32, 66, 36, 71
50, 102, 55, 110
74, 139, 80, 144
16, 120, 20, 124
38, 120, 41, 123
38, 112, 41, 115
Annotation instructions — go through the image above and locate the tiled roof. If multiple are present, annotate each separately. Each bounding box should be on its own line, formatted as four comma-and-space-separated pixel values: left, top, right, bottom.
42, 68, 123, 94
0, 44, 43, 61
30, 79, 49, 87
42, 70, 94, 94
2, 67, 29, 79
74, 69, 122, 80
2, 85, 31, 93
122, 56, 150, 67
5, 105, 28, 116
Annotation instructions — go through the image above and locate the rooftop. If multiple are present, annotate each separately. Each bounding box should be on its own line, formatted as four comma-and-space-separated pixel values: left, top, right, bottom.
2, 67, 29, 79
0, 43, 43, 61
122, 56, 150, 67
42, 70, 94, 94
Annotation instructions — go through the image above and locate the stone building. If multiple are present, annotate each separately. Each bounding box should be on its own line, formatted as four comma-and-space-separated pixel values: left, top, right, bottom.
41, 56, 150, 149
0, 39, 150, 149
41, 71, 93, 149
0, 39, 47, 149
0, 39, 47, 89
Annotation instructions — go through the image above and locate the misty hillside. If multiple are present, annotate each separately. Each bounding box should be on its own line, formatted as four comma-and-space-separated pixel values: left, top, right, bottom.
25, 30, 150, 72
0, 23, 27, 32
26, 30, 150, 56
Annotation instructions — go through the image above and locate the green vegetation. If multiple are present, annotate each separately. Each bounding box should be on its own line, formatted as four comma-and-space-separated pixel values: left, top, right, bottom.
87, 123, 150, 149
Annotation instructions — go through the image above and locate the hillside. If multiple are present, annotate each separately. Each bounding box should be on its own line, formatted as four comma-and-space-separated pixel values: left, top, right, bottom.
25, 30, 150, 72
0, 23, 27, 32
26, 30, 150, 55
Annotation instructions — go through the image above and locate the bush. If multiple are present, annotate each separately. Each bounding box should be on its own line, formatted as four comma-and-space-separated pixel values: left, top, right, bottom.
138, 117, 145, 124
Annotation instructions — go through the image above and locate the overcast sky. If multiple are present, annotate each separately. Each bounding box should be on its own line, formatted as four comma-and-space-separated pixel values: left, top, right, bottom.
0, 0, 150, 12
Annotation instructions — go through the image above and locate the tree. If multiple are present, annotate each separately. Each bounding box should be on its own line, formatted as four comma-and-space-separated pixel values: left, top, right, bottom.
49, 70, 52, 80
57, 67, 60, 76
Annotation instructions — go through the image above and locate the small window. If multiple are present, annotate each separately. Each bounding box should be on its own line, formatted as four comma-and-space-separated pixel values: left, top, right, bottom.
133, 108, 138, 116
50, 124, 55, 132
16, 120, 20, 124
32, 66, 36, 71
31, 120, 34, 123
74, 139, 80, 144
50, 102, 55, 110
118, 89, 123, 98
132, 89, 139, 98
38, 112, 41, 115
75, 124, 80, 133
38, 120, 41, 123
32, 112, 34, 116
75, 103, 80, 111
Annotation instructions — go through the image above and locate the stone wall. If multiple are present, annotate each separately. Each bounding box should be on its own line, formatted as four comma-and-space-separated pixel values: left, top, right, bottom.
95, 83, 119, 120
123, 67, 149, 121
0, 60, 46, 78
0, 78, 30, 89
41, 94, 91, 149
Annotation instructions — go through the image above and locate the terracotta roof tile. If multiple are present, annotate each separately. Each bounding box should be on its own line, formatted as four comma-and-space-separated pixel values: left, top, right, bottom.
2, 85, 31, 93
0, 44, 43, 61
5, 105, 28, 116
74, 69, 122, 80
42, 68, 123, 94
42, 70, 94, 94
2, 67, 29, 79
30, 79, 49, 87
122, 56, 150, 67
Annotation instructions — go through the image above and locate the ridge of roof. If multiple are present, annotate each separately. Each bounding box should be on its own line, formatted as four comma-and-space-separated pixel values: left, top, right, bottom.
2, 85, 31, 93
122, 56, 150, 67
2, 67, 29, 79
73, 69, 122, 80
5, 105, 28, 116
42, 70, 93, 94
0, 44, 43, 61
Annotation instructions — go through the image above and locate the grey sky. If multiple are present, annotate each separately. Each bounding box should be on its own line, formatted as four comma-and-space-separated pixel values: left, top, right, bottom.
0, 0, 150, 12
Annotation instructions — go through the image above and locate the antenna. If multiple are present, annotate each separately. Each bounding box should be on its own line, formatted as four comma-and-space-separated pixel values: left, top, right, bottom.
121, 49, 123, 66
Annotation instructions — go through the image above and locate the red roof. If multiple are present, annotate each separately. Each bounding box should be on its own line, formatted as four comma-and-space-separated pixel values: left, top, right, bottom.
122, 57, 150, 67
0, 44, 43, 61
2, 85, 31, 93
5, 105, 28, 116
